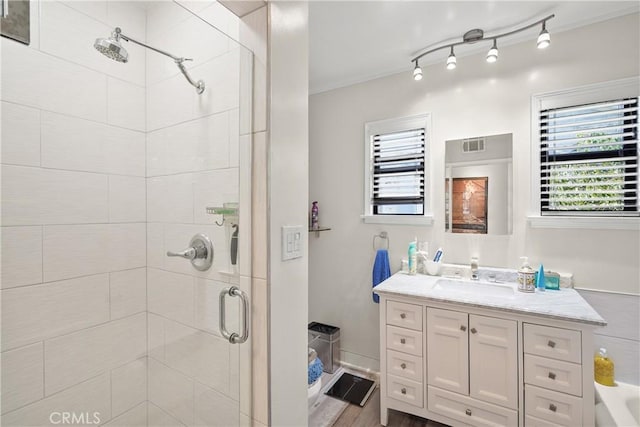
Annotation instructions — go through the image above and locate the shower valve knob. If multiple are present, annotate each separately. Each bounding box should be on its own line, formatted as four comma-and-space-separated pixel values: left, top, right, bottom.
166, 233, 214, 271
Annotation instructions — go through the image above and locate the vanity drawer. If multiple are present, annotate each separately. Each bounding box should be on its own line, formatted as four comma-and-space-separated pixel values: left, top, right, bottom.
387, 300, 422, 331
525, 415, 563, 427
525, 354, 582, 397
387, 374, 423, 408
386, 325, 422, 356
524, 324, 582, 363
386, 349, 423, 382
525, 384, 583, 427
428, 386, 518, 427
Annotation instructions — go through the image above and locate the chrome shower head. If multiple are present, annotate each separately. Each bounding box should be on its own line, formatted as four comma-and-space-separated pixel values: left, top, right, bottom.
94, 28, 128, 63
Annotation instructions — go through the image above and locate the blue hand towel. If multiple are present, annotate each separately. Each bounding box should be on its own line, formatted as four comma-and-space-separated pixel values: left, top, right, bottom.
372, 249, 391, 303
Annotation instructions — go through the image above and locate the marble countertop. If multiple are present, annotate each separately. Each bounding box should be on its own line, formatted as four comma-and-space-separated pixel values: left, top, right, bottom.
374, 272, 607, 326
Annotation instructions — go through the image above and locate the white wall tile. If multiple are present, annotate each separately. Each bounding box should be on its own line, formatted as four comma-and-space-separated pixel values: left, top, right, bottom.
1, 226, 43, 289
229, 109, 240, 167
594, 334, 640, 385
147, 112, 230, 177
194, 278, 228, 337
109, 176, 146, 223
193, 49, 240, 119
44, 313, 146, 395
146, 1, 193, 40
579, 290, 640, 342
147, 72, 193, 131
60, 1, 108, 26
1, 274, 109, 351
106, 1, 146, 42
1, 102, 40, 167
110, 268, 146, 320
147, 402, 184, 427
146, 11, 228, 85
1, 165, 109, 226
107, 77, 146, 132
148, 358, 194, 426
1, 39, 108, 123
39, 1, 145, 86
43, 224, 109, 282
0, 343, 44, 414
41, 111, 145, 176
108, 223, 146, 272
193, 169, 238, 225
147, 174, 194, 224
111, 358, 147, 417
148, 268, 194, 326
197, 2, 240, 43
148, 312, 165, 362
194, 382, 239, 427
0, 374, 111, 427
102, 402, 147, 427
163, 319, 230, 393
147, 223, 165, 269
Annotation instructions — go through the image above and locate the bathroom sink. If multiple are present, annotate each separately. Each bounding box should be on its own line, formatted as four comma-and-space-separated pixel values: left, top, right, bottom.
433, 278, 516, 297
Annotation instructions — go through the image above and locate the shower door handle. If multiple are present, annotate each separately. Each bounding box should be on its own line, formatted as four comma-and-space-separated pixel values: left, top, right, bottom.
219, 286, 249, 344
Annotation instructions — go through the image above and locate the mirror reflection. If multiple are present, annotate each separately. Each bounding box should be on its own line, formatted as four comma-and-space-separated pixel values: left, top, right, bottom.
445, 133, 513, 235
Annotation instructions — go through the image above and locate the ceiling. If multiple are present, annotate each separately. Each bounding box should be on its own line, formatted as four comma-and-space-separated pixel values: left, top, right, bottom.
309, 1, 639, 94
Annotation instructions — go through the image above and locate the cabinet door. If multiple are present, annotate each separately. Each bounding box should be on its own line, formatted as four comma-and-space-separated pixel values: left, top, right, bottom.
427, 308, 469, 395
469, 314, 518, 409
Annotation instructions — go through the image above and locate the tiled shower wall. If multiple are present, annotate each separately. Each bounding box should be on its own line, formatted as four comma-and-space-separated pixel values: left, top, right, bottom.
143, 2, 249, 425
1, 1, 147, 425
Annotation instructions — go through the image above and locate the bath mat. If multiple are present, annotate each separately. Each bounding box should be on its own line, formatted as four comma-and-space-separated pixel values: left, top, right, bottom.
324, 372, 376, 407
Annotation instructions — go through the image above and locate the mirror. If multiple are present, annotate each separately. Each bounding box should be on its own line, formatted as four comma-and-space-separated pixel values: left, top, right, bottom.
445, 133, 513, 235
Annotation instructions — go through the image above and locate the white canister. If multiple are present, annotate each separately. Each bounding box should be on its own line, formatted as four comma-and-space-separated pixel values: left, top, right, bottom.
517, 256, 536, 293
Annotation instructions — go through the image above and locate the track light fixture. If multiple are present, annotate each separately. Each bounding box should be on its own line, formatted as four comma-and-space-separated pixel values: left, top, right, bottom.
411, 14, 554, 80
413, 61, 423, 81
446, 46, 457, 70
537, 21, 551, 49
486, 39, 498, 63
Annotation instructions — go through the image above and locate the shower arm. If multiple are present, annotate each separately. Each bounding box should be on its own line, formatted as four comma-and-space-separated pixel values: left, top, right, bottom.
114, 28, 205, 94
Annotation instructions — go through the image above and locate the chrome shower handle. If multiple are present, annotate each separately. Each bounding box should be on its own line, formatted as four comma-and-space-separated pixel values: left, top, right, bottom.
166, 233, 214, 271
219, 286, 250, 344
166, 247, 197, 260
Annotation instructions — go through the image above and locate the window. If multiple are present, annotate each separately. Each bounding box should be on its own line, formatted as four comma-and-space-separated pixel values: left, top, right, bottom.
363, 114, 432, 225
540, 98, 638, 215
531, 77, 640, 229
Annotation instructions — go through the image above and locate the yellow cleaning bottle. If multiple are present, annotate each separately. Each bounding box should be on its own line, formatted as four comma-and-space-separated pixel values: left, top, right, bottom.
594, 348, 615, 386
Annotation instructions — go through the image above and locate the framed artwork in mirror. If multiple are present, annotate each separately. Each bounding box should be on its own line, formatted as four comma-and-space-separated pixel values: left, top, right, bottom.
1, 0, 30, 45
448, 177, 488, 234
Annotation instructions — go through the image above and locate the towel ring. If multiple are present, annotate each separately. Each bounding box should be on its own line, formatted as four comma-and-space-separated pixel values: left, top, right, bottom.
373, 231, 389, 251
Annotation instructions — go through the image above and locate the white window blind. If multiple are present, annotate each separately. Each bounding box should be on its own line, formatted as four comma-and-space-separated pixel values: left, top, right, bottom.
540, 97, 639, 215
372, 128, 425, 215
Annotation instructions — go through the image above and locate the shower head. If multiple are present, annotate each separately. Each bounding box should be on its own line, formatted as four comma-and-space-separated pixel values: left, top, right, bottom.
94, 28, 128, 63
93, 27, 205, 94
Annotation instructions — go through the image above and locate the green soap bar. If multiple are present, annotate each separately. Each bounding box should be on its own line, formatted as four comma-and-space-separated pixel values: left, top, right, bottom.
544, 273, 560, 290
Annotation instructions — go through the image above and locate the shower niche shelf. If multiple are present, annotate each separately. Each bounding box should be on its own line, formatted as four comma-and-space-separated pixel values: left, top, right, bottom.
206, 203, 238, 226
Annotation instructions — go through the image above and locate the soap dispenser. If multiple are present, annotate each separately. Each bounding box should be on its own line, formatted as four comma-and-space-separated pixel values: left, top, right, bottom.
517, 257, 536, 293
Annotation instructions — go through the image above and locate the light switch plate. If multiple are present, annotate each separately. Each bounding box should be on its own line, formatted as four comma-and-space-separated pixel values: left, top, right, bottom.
281, 225, 303, 261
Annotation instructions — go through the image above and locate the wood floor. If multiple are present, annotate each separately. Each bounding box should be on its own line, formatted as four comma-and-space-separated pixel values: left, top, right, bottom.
332, 388, 449, 427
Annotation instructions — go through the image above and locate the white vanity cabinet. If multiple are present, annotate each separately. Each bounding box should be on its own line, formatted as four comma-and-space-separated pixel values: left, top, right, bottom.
376, 276, 605, 427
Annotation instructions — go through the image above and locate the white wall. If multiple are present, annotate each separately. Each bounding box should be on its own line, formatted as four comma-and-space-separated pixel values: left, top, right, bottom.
309, 13, 640, 371
269, 2, 310, 426
1, 1, 147, 423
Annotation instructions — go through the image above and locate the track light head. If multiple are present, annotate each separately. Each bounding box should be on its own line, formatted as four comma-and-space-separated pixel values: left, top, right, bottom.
486, 39, 498, 63
537, 22, 550, 49
446, 47, 457, 70
413, 62, 423, 81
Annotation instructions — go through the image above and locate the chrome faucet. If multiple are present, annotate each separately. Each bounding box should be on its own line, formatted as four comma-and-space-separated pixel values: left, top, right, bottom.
470, 257, 479, 280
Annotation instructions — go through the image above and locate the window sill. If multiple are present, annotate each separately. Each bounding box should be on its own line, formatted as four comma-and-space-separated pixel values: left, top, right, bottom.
527, 215, 640, 231
361, 214, 434, 226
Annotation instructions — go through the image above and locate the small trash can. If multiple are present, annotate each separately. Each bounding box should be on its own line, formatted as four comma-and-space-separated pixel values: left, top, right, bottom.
308, 322, 340, 374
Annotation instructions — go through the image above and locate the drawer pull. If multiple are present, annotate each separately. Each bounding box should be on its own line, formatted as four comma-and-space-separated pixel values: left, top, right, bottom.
401, 388, 407, 395
548, 372, 556, 380
549, 404, 557, 412
400, 338, 406, 344
470, 327, 477, 334
400, 313, 406, 319
460, 325, 467, 332
465, 409, 472, 416
400, 363, 407, 369
548, 340, 556, 348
